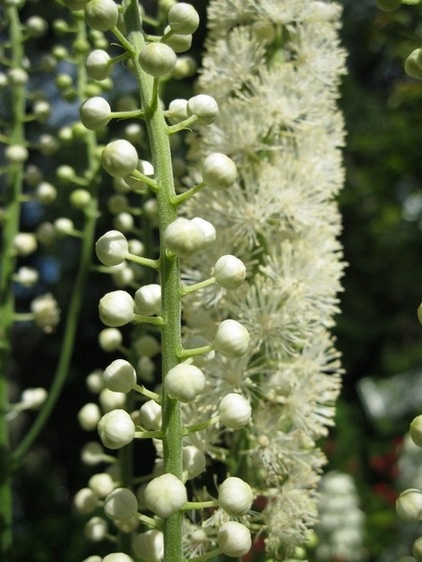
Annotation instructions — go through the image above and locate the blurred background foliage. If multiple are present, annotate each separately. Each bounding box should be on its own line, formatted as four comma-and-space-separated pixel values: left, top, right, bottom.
2, 0, 422, 560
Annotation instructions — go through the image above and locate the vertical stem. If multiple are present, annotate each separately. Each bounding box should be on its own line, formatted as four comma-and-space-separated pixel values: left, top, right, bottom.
0, 5, 26, 554
122, 2, 183, 560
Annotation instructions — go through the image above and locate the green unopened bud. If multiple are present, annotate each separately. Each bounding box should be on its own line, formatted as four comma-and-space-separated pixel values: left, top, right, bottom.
102, 140, 139, 179
376, 0, 401, 11
138, 42, 177, 77
187, 94, 219, 126
410, 415, 422, 447
163, 217, 206, 256
167, 3, 199, 35
85, 0, 119, 31
396, 489, 422, 522
80, 96, 111, 129
85, 49, 112, 80
405, 49, 422, 80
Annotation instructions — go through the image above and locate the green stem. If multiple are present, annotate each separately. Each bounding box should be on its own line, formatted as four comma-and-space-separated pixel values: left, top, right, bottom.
123, 2, 184, 560
0, 5, 26, 555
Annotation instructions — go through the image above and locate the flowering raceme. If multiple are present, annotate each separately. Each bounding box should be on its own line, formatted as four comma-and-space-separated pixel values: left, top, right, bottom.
181, 0, 347, 557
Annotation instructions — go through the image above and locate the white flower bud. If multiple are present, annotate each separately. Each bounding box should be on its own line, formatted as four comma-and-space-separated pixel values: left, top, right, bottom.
113, 211, 134, 232
214, 255, 246, 290
183, 446, 206, 479
414, 536, 422, 561
88, 472, 115, 498
85, 49, 112, 80
80, 441, 105, 465
187, 94, 219, 126
218, 393, 251, 429
86, 370, 105, 393
218, 477, 253, 516
144, 473, 187, 518
167, 99, 188, 124
31, 293, 60, 332
164, 363, 205, 403
202, 153, 237, 190
85, 0, 119, 31
132, 529, 164, 562
6, 144, 28, 164
168, 3, 199, 35
98, 409, 136, 449
139, 400, 162, 430
20, 388, 47, 410
80, 96, 111, 130
99, 388, 126, 412
33, 100, 51, 121
8, 68, 28, 86
84, 516, 108, 542
103, 359, 136, 393
396, 489, 422, 522
35, 181, 57, 204
99, 290, 134, 327
410, 415, 422, 447
78, 402, 102, 430
191, 217, 216, 246
14, 233, 37, 256
99, 327, 123, 352
26, 16, 48, 38
74, 487, 99, 514
214, 319, 249, 357
217, 521, 252, 558
103, 554, 134, 562
82, 557, 102, 562
54, 217, 74, 235
96, 230, 129, 266
104, 487, 138, 520
138, 43, 177, 77
70, 188, 91, 209
14, 266, 39, 288
134, 284, 162, 316
134, 334, 160, 357
102, 140, 139, 179
137, 356, 156, 382
163, 217, 206, 257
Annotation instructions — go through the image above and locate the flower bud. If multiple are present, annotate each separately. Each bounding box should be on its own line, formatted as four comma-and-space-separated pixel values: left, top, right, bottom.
214, 319, 249, 357
99, 388, 126, 412
99, 290, 134, 327
80, 441, 105, 465
139, 400, 162, 430
20, 387, 47, 410
103, 554, 134, 562
35, 181, 57, 204
405, 49, 422, 81
144, 473, 187, 518
78, 402, 102, 430
85, 49, 112, 80
163, 27, 192, 54
375, 0, 401, 11
103, 359, 136, 393
102, 140, 139, 179
414, 536, 422, 561
85, 0, 119, 31
84, 516, 108, 542
396, 489, 422, 522
191, 217, 216, 246
163, 217, 206, 256
132, 529, 164, 562
187, 94, 219, 126
104, 487, 138, 520
96, 230, 129, 266
14, 266, 39, 288
98, 409, 136, 449
134, 284, 162, 316
138, 43, 177, 77
89, 472, 115, 498
13, 233, 37, 256
410, 415, 422, 447
80, 96, 111, 129
54, 217, 74, 236
214, 255, 246, 290
202, 153, 237, 190
31, 293, 61, 332
99, 327, 123, 352
217, 521, 252, 558
168, 3, 199, 35
218, 476, 253, 516
167, 98, 188, 124
74, 487, 99, 514
164, 363, 205, 403
183, 446, 206, 479
218, 393, 251, 429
